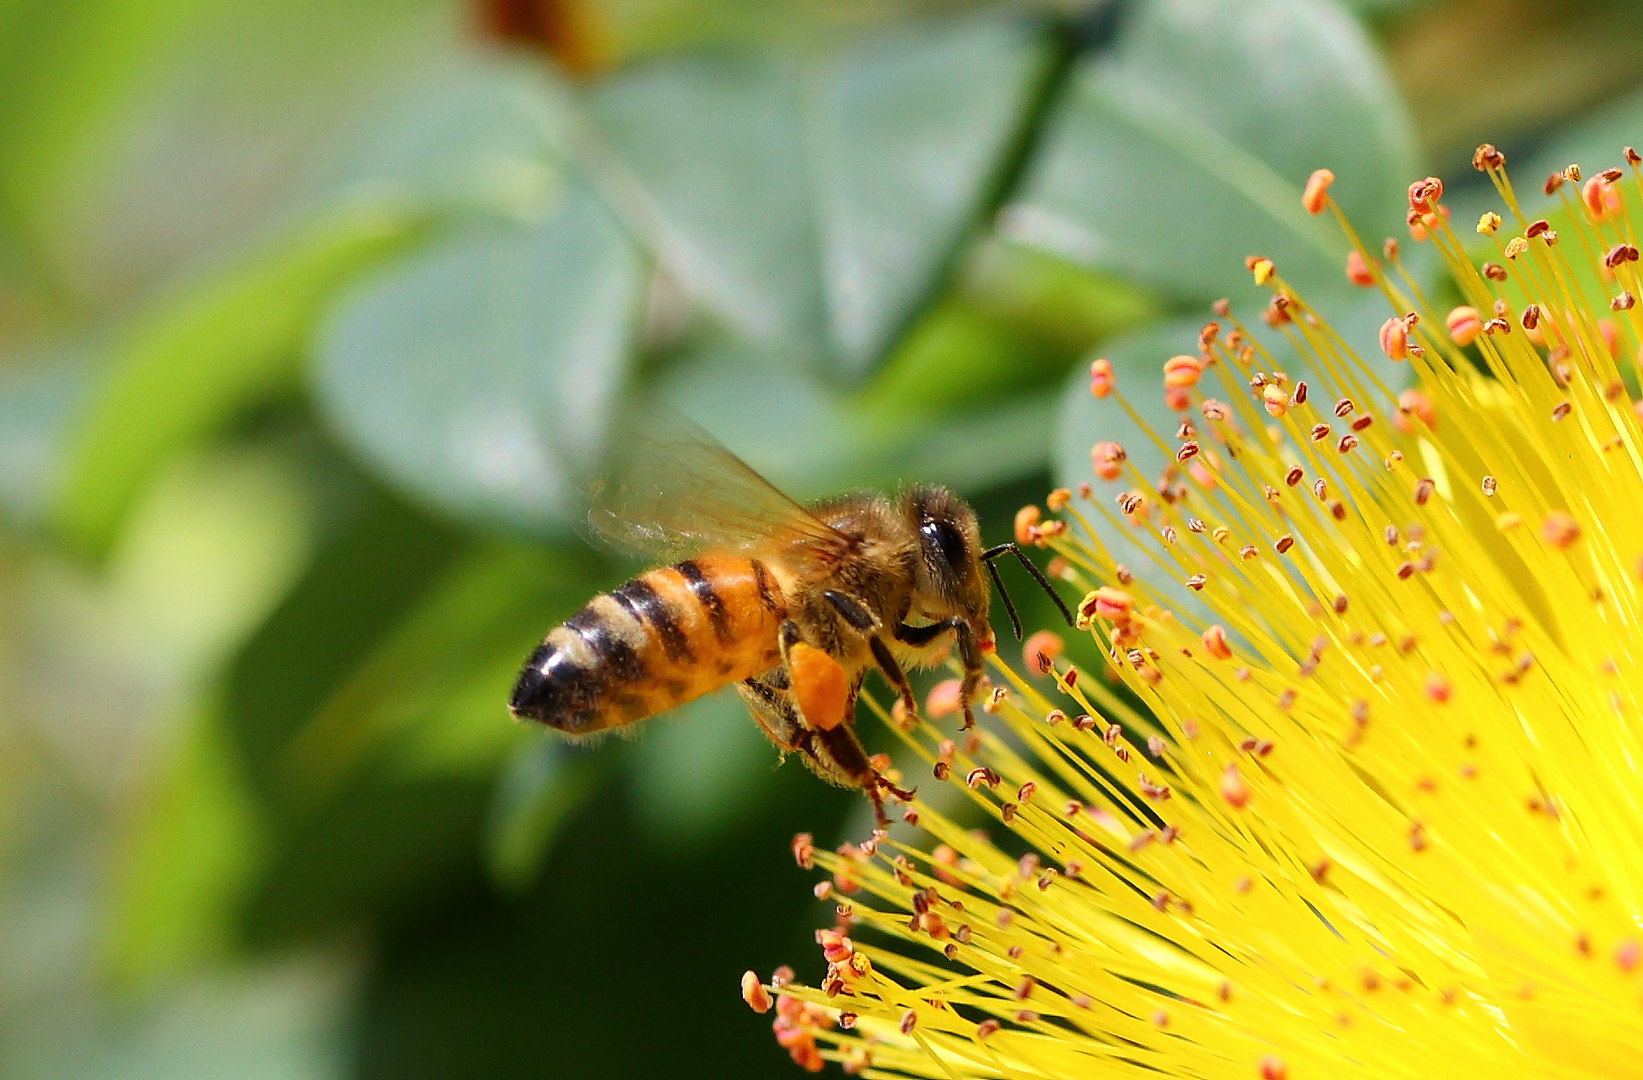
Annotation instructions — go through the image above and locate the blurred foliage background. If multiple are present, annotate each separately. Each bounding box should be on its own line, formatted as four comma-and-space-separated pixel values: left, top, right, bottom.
3, 0, 1643, 1076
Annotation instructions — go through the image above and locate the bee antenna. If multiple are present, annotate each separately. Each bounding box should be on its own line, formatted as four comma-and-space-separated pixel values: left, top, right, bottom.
981, 543, 1076, 639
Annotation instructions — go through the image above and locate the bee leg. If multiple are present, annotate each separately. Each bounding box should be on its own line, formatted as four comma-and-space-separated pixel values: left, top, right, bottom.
822, 590, 878, 632
867, 636, 919, 722
778, 619, 854, 732
740, 672, 813, 754
896, 618, 986, 730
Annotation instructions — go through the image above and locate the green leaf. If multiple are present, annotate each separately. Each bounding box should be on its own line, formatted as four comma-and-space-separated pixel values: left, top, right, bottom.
326, 56, 578, 223
313, 179, 647, 536
483, 738, 604, 892
590, 13, 1055, 379
0, 0, 454, 302
52, 200, 422, 558
276, 541, 600, 798
1007, 0, 1415, 304
101, 703, 267, 991
628, 689, 782, 845
0, 344, 93, 528
652, 341, 1060, 499
226, 520, 606, 944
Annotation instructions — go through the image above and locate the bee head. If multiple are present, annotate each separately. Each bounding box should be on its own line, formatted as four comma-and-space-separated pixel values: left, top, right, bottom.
903, 485, 989, 626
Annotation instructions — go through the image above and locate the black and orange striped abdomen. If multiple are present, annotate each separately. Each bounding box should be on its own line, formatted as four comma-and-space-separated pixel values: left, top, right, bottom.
509, 556, 788, 734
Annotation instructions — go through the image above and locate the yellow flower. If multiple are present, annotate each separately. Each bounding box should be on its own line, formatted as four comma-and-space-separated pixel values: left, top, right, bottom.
744, 144, 1643, 1078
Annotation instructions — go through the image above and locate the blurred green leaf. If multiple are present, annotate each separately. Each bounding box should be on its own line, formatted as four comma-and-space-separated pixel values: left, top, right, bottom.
483, 738, 604, 892
0, 346, 93, 528
102, 703, 267, 991
628, 689, 783, 845
1007, 0, 1415, 305
327, 57, 578, 223
590, 13, 1056, 379
313, 179, 646, 536
229, 518, 607, 945
52, 201, 423, 558
225, 470, 465, 797
0, 0, 453, 302
653, 342, 1062, 499
279, 541, 599, 797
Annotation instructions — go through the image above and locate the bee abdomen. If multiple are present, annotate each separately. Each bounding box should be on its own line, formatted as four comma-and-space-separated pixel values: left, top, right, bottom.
509, 556, 788, 734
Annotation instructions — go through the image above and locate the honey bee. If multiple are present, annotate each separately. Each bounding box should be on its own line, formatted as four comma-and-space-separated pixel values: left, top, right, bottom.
507, 416, 1072, 823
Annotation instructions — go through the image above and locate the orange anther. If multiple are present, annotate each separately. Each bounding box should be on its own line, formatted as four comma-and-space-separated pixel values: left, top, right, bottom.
1542, 510, 1580, 549
1220, 763, 1250, 809
1163, 354, 1204, 389
922, 679, 964, 721
1302, 168, 1334, 215
1091, 440, 1126, 481
1014, 504, 1041, 545
1023, 630, 1064, 674
1407, 176, 1443, 213
742, 971, 773, 1014
1379, 316, 1409, 360
1583, 175, 1620, 220
1262, 383, 1289, 417
1394, 389, 1435, 433
1345, 249, 1375, 286
1203, 624, 1233, 660
1446, 305, 1481, 347
1089, 357, 1115, 398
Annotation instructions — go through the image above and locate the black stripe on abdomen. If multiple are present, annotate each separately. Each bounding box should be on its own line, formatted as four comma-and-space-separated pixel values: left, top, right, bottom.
675, 559, 730, 641
564, 606, 645, 684
612, 577, 692, 663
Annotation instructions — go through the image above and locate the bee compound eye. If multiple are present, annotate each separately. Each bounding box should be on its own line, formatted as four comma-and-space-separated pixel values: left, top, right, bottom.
922, 518, 967, 570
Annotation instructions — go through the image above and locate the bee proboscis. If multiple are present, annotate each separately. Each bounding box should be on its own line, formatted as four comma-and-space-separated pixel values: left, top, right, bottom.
507, 416, 1072, 823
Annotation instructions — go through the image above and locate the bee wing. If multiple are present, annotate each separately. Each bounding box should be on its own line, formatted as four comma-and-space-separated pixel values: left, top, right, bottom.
587, 409, 851, 566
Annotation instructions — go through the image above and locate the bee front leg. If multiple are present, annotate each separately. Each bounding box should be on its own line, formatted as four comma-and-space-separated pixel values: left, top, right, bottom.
896, 618, 986, 730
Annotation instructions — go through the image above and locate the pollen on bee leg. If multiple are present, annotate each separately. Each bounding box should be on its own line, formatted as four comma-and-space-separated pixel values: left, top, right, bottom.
789, 643, 850, 731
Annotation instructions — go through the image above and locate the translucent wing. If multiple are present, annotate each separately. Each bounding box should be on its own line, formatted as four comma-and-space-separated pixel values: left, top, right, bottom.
587, 409, 850, 567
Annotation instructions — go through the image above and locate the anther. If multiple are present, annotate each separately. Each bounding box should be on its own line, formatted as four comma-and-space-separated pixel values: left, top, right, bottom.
1302, 169, 1334, 214
1285, 466, 1303, 486
1472, 143, 1505, 170
1310, 423, 1330, 441
1089, 358, 1114, 398
1482, 262, 1507, 282
1337, 434, 1359, 453
1413, 478, 1435, 505
742, 971, 773, 1013
1275, 534, 1295, 554
1481, 475, 1497, 496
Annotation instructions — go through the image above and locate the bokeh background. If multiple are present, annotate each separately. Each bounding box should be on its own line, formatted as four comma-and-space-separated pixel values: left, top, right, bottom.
2, 0, 1642, 1076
